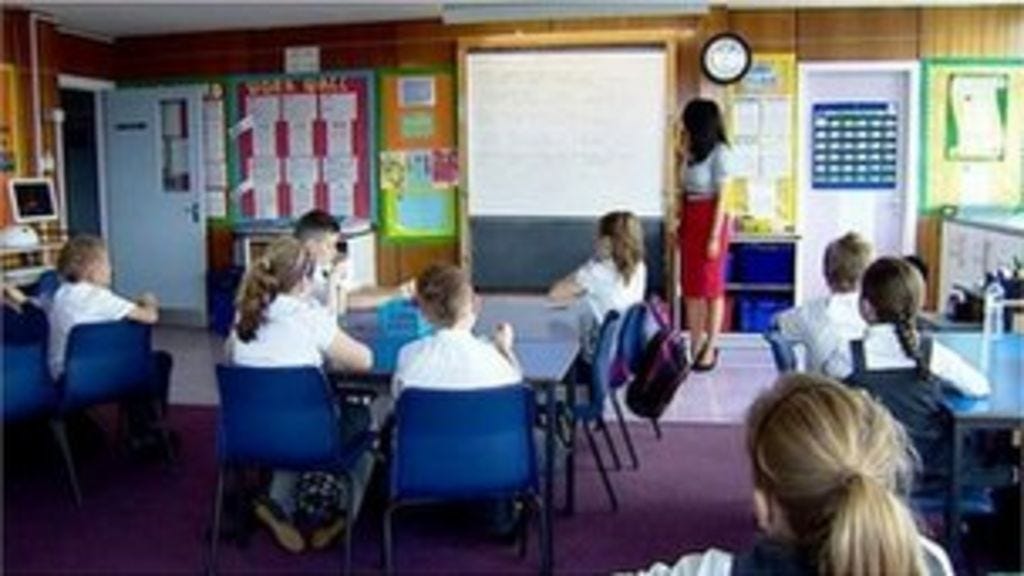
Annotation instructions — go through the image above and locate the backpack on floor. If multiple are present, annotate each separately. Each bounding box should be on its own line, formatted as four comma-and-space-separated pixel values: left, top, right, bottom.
625, 304, 690, 420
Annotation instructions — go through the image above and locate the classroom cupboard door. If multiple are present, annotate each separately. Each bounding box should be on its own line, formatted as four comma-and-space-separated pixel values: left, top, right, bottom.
104, 87, 207, 325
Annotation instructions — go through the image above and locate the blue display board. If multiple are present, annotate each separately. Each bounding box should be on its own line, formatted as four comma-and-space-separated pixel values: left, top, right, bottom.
811, 102, 899, 190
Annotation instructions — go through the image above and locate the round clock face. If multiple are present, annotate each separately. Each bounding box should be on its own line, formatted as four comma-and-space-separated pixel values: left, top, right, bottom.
701, 34, 751, 85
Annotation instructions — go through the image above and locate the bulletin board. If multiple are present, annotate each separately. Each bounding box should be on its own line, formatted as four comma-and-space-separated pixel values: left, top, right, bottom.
378, 68, 458, 242
1, 64, 24, 226
725, 53, 798, 233
921, 59, 1024, 210
228, 71, 375, 225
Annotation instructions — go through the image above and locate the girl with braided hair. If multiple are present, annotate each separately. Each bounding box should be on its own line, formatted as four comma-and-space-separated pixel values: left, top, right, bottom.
823, 257, 989, 487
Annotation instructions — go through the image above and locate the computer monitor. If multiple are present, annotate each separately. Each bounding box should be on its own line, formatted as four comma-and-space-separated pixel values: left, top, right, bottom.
7, 177, 58, 224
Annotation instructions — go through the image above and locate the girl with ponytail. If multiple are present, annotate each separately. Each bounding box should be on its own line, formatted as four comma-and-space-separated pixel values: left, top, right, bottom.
638, 374, 954, 576
228, 237, 373, 553
549, 211, 647, 357
823, 257, 989, 487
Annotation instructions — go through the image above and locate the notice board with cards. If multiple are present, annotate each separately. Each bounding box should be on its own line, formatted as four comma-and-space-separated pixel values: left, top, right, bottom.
378, 68, 457, 242
228, 71, 375, 224
922, 59, 1024, 210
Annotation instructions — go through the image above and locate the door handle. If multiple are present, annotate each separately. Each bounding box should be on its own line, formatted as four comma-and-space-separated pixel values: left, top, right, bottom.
185, 202, 200, 223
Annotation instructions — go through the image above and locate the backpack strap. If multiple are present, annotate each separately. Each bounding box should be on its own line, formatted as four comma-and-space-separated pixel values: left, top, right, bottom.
850, 339, 868, 373
919, 335, 934, 368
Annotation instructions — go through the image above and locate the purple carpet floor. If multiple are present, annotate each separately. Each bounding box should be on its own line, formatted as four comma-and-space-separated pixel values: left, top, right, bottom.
4, 407, 755, 574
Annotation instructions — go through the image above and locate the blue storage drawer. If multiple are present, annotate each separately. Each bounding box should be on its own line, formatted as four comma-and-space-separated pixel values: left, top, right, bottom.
731, 244, 795, 284
736, 295, 792, 333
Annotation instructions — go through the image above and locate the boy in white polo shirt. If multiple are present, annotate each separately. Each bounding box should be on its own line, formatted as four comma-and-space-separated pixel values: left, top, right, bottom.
393, 264, 520, 396
774, 232, 872, 373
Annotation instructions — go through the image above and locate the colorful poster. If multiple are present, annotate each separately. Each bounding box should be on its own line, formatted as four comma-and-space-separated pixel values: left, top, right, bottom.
378, 69, 457, 242
922, 59, 1024, 210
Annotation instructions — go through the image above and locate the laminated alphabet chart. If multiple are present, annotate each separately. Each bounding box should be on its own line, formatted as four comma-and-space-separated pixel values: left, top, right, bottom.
229, 71, 375, 224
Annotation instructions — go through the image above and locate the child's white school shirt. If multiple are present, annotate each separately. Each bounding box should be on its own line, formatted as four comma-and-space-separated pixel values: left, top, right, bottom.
575, 258, 647, 324
230, 294, 337, 368
48, 282, 136, 378
393, 328, 522, 397
775, 292, 865, 373
309, 262, 356, 309
823, 324, 991, 398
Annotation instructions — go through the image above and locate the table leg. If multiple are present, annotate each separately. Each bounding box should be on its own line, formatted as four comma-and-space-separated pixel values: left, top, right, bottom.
543, 378, 555, 575
947, 419, 963, 563
564, 366, 577, 516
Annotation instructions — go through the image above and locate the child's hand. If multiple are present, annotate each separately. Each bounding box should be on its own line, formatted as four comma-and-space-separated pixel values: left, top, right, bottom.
138, 292, 159, 309
398, 279, 416, 299
493, 322, 515, 352
706, 239, 720, 260
328, 257, 350, 289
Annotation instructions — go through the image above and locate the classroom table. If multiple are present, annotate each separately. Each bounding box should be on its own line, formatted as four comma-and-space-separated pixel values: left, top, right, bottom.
339, 295, 585, 574
936, 333, 1023, 557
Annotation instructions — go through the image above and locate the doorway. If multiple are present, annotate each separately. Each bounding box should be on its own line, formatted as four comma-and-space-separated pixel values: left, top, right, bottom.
60, 88, 102, 236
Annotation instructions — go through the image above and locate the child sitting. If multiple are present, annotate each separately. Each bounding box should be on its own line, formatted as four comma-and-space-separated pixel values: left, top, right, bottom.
548, 211, 646, 359
637, 374, 953, 575
394, 263, 520, 396
774, 232, 871, 373
294, 209, 413, 315
47, 235, 172, 451
228, 236, 374, 553
827, 257, 989, 487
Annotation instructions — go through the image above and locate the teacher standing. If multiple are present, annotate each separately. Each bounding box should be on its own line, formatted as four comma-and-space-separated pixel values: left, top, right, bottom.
678, 99, 733, 372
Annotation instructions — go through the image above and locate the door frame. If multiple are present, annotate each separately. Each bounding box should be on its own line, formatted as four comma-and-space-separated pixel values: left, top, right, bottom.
796, 61, 921, 303
58, 74, 115, 239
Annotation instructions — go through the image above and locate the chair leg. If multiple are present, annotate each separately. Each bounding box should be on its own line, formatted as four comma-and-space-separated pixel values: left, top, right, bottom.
341, 470, 357, 576
206, 467, 225, 576
650, 418, 663, 440
152, 399, 176, 466
583, 423, 618, 512
49, 419, 82, 506
383, 504, 397, 576
517, 497, 530, 559
598, 419, 622, 471
612, 395, 639, 470
534, 493, 551, 574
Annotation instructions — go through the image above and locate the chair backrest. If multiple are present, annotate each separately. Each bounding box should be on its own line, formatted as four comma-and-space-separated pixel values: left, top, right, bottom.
62, 321, 153, 410
613, 304, 647, 389
2, 341, 58, 422
580, 311, 622, 419
391, 384, 537, 501
2, 301, 49, 345
763, 329, 798, 373
215, 364, 343, 469
34, 270, 61, 306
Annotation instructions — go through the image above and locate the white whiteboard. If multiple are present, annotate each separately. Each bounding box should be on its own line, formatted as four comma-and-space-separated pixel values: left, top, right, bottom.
466, 49, 668, 217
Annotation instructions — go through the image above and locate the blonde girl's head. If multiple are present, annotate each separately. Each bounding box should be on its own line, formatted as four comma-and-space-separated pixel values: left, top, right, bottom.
57, 235, 111, 286
747, 373, 926, 575
597, 211, 644, 285
860, 257, 927, 378
235, 237, 315, 343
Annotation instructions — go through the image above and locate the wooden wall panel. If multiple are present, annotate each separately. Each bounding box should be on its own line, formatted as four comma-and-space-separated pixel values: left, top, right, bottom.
797, 9, 919, 61
920, 6, 1024, 58
55, 32, 114, 79
729, 10, 796, 53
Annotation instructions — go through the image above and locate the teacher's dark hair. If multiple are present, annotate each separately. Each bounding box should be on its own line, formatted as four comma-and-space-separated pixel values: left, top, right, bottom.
682, 98, 728, 164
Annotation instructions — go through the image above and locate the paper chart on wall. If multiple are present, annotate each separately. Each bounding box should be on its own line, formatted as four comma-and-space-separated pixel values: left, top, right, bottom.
203, 100, 226, 162
747, 179, 776, 218
731, 142, 760, 180
760, 97, 791, 138
254, 185, 278, 220
248, 156, 281, 190
759, 147, 791, 180
249, 95, 280, 157
205, 161, 227, 190
283, 93, 317, 157
732, 99, 760, 138
948, 74, 1006, 160
286, 156, 318, 216
206, 192, 227, 218
328, 181, 354, 216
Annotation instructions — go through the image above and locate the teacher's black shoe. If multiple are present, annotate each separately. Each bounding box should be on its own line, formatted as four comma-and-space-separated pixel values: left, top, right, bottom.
692, 347, 719, 372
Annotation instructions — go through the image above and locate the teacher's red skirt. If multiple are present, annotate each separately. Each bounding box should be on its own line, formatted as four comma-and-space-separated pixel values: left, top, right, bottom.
680, 196, 730, 299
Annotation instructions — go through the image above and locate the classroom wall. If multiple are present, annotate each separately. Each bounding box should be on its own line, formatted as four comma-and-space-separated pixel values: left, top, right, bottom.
7, 6, 1022, 300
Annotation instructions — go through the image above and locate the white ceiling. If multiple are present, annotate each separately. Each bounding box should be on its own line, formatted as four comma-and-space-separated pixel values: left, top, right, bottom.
14, 0, 1022, 40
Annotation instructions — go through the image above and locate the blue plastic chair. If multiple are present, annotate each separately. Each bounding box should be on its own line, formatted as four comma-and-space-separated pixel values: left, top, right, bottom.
383, 384, 548, 575
763, 329, 798, 373
570, 310, 623, 511
209, 365, 375, 575
2, 335, 82, 505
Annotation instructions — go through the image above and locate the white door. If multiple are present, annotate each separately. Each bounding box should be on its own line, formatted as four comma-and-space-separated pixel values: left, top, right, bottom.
105, 87, 206, 324
797, 64, 919, 301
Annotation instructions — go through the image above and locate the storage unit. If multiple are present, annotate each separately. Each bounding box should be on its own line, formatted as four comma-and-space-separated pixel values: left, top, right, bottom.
725, 234, 798, 333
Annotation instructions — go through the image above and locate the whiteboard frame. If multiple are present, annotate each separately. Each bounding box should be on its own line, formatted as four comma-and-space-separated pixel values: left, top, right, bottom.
458, 30, 679, 317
